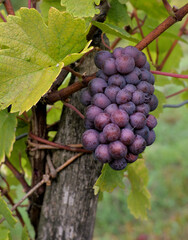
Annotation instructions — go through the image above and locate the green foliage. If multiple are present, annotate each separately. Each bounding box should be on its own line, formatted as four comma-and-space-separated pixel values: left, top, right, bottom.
0, 110, 17, 162
92, 21, 138, 43
127, 159, 151, 219
61, 0, 100, 17
0, 7, 92, 113
40, 0, 66, 20
93, 164, 126, 194
0, 196, 17, 228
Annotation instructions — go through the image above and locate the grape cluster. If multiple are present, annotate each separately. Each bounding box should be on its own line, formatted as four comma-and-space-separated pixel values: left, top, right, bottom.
81, 46, 158, 170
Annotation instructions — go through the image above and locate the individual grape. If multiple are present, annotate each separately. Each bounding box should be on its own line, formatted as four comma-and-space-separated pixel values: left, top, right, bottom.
103, 123, 121, 142
144, 93, 152, 104
111, 109, 129, 128
136, 103, 150, 116
108, 74, 126, 89
143, 61, 150, 71
82, 129, 99, 151
88, 78, 107, 95
135, 126, 149, 140
129, 135, 146, 155
112, 47, 123, 58
94, 112, 111, 131
134, 67, 142, 79
120, 128, 135, 145
80, 89, 92, 106
94, 50, 112, 69
149, 73, 155, 85
149, 94, 158, 111
104, 85, 121, 103
122, 46, 139, 59
146, 115, 157, 129
137, 81, 154, 94
99, 132, 107, 144
115, 55, 135, 74
116, 89, 132, 105
96, 70, 108, 81
102, 58, 117, 75
125, 70, 141, 85
119, 102, 136, 115
125, 153, 138, 163
135, 51, 147, 68
109, 141, 127, 159
85, 105, 103, 121
146, 129, 156, 146
109, 158, 127, 170
84, 118, 94, 129
124, 84, 136, 93
130, 112, 146, 129
141, 69, 150, 82
94, 144, 112, 163
132, 90, 146, 105
104, 103, 118, 115
92, 93, 111, 109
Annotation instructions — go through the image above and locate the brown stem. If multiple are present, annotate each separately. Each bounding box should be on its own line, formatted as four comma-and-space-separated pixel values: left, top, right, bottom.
136, 3, 188, 50
4, 158, 30, 192
111, 37, 121, 50
29, 132, 91, 153
162, 0, 176, 17
3, 0, 15, 15
0, 186, 25, 226
101, 33, 111, 50
63, 66, 83, 79
158, 16, 188, 70
166, 87, 188, 99
133, 9, 153, 63
0, 12, 6, 22
63, 102, 85, 119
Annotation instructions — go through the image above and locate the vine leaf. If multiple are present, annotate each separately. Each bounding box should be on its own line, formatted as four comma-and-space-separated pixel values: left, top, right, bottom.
127, 159, 151, 220
92, 21, 138, 43
0, 8, 92, 114
93, 164, 126, 195
0, 110, 17, 163
40, 0, 65, 20
0, 196, 17, 227
61, 0, 100, 18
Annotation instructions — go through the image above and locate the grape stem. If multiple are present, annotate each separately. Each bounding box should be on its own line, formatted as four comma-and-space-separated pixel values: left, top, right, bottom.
151, 70, 188, 79
3, 0, 15, 15
63, 101, 85, 119
163, 100, 188, 108
0, 12, 6, 22
166, 87, 188, 99
28, 0, 31, 8
162, 0, 176, 17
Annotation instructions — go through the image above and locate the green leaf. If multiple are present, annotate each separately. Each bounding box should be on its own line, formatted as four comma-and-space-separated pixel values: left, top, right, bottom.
61, 0, 100, 17
93, 164, 126, 195
0, 8, 91, 114
129, 0, 168, 19
0, 110, 17, 162
92, 21, 138, 43
40, 0, 65, 21
21, 226, 30, 240
0, 196, 17, 227
152, 89, 166, 118
127, 159, 151, 220
0, 228, 10, 240
105, 0, 131, 28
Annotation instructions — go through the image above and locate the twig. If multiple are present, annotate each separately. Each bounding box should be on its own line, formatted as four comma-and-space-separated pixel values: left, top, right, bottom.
28, 0, 31, 8
166, 87, 188, 99
63, 66, 83, 79
151, 70, 188, 79
162, 0, 176, 17
29, 132, 91, 153
163, 100, 188, 108
111, 37, 121, 50
136, 3, 188, 50
0, 153, 83, 224
63, 102, 85, 119
157, 16, 188, 70
3, 0, 15, 15
0, 12, 6, 22
56, 153, 83, 173
0, 174, 10, 192
4, 158, 30, 193
133, 9, 153, 63
0, 186, 25, 226
101, 33, 111, 50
